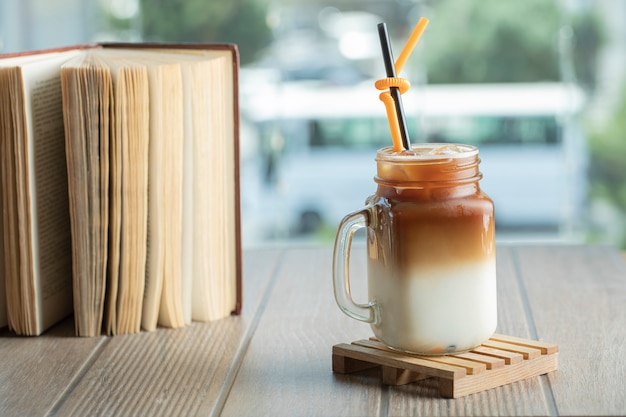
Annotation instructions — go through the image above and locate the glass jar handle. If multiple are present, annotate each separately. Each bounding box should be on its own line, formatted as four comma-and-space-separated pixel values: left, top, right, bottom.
332, 208, 378, 324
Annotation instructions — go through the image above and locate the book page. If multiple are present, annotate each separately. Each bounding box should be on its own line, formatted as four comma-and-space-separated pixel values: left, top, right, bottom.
0, 187, 5, 327
132, 48, 239, 322
0, 77, 7, 328
180, 57, 220, 325
95, 49, 186, 331
65, 52, 152, 335
104, 62, 122, 336
220, 54, 238, 316
213, 52, 238, 317
18, 51, 80, 334
115, 48, 239, 322
61, 52, 113, 336
0, 68, 26, 333
98, 48, 238, 325
149, 62, 185, 329
111, 62, 150, 334
105, 63, 150, 336
188, 52, 238, 321
180, 62, 195, 325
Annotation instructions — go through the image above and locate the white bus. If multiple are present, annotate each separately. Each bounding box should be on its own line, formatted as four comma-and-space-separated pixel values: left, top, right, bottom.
240, 78, 587, 242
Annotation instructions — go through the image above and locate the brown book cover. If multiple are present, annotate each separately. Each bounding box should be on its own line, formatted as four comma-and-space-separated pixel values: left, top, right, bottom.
0, 43, 242, 336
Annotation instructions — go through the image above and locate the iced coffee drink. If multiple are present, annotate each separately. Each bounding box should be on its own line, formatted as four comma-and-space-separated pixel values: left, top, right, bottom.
333, 143, 497, 355
368, 144, 496, 354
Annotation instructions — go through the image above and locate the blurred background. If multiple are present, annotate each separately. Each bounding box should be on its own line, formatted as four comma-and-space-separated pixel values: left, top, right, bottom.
2, 0, 625, 249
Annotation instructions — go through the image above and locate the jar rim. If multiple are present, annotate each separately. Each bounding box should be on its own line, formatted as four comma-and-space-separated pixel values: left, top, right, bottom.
376, 143, 478, 162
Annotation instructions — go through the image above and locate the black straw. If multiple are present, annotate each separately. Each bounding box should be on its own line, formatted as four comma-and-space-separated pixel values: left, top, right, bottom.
377, 22, 411, 151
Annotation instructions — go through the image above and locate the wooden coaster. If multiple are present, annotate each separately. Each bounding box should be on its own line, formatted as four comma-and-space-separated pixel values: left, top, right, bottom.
332, 334, 558, 398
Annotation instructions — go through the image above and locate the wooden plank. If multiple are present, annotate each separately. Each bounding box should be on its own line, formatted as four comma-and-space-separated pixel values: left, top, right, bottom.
513, 244, 626, 416
223, 246, 560, 416
50, 248, 283, 417
220, 247, 383, 417
0, 319, 105, 417
57, 319, 259, 416
1, 244, 622, 416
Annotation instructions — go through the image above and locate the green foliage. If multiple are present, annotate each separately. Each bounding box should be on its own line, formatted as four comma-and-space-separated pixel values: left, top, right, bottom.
423, 0, 562, 83
422, 0, 603, 85
139, 0, 272, 65
569, 11, 605, 90
588, 83, 626, 247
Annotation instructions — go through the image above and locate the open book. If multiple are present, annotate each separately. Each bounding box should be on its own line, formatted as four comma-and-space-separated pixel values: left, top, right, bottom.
0, 43, 242, 336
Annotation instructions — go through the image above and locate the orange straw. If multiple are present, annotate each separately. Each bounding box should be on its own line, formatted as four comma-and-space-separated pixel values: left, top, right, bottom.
375, 77, 411, 152
375, 17, 429, 152
379, 90, 403, 152
395, 17, 430, 74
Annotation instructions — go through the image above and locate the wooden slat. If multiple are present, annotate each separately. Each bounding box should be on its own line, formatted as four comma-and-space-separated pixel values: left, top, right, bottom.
354, 339, 483, 376
490, 333, 559, 354
454, 351, 506, 369
480, 339, 542, 359
341, 341, 467, 379
419, 355, 487, 375
470, 346, 524, 364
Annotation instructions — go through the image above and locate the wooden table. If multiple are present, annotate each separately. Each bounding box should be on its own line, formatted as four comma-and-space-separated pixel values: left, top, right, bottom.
1, 244, 625, 416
